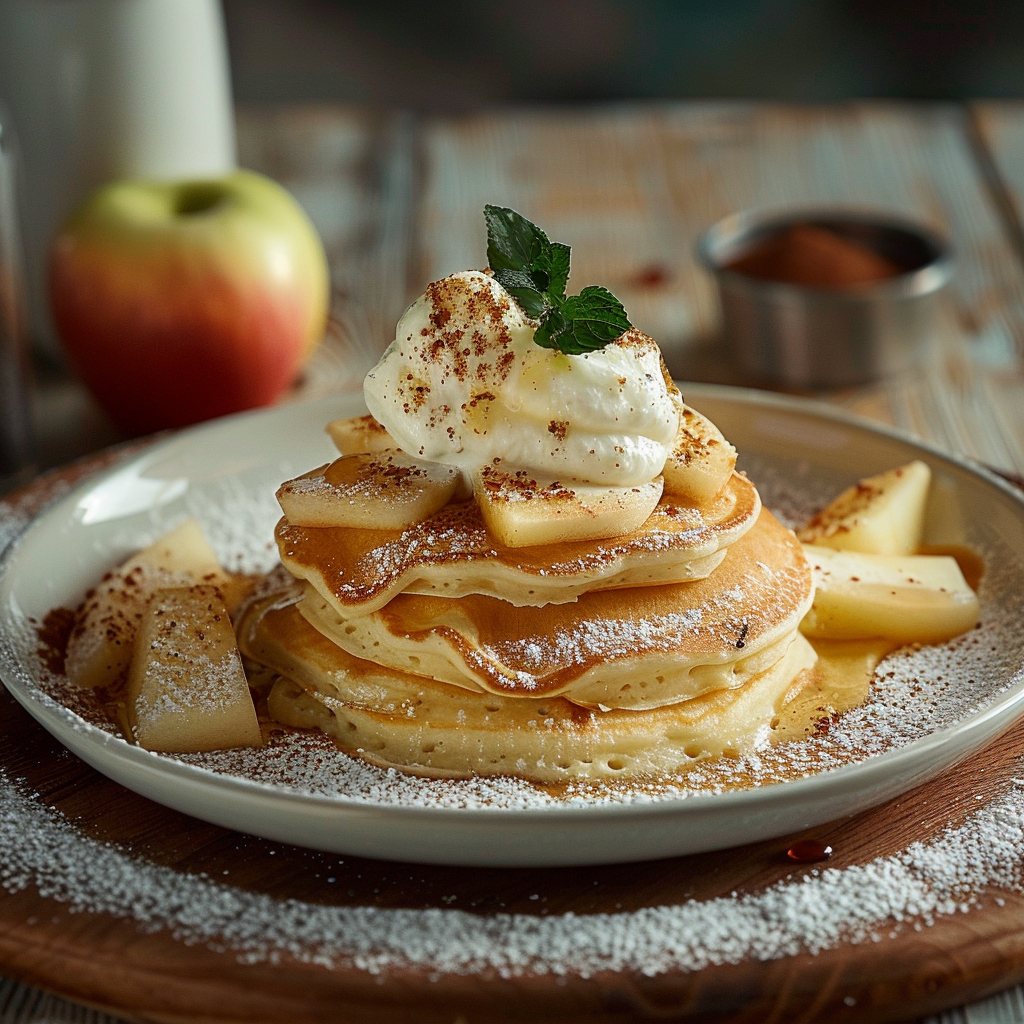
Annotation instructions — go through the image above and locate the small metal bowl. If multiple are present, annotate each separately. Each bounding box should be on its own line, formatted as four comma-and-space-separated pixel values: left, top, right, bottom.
697, 209, 953, 388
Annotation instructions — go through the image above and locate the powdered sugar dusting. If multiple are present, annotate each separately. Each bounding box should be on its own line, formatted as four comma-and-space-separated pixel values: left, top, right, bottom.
2, 761, 1024, 977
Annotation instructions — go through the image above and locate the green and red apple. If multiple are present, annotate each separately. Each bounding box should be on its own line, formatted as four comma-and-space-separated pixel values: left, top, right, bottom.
49, 169, 329, 435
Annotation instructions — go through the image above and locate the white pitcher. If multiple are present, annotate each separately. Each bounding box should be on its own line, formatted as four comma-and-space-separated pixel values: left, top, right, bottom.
0, 0, 236, 361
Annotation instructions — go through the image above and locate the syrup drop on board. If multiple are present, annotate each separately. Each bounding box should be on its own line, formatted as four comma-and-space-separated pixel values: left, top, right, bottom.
787, 839, 833, 863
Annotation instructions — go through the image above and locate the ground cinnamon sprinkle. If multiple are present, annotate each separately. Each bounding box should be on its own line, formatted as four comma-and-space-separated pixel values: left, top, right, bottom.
33, 607, 76, 676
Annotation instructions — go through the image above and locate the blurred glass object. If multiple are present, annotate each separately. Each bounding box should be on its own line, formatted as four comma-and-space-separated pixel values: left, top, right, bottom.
0, 106, 35, 492
0, 0, 236, 363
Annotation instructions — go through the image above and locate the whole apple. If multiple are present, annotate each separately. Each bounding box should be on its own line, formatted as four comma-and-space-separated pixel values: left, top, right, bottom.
49, 169, 329, 435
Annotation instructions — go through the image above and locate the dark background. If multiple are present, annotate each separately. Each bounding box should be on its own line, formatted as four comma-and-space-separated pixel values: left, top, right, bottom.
221, 0, 1024, 110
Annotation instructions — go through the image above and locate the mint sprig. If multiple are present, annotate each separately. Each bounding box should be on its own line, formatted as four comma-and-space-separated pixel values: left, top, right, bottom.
484, 205, 631, 354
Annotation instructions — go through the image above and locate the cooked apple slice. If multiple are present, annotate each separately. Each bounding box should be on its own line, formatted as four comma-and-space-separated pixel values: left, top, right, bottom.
661, 405, 737, 506
127, 585, 262, 753
800, 544, 979, 644
325, 413, 395, 455
798, 460, 931, 555
473, 466, 663, 548
277, 449, 461, 529
65, 519, 229, 690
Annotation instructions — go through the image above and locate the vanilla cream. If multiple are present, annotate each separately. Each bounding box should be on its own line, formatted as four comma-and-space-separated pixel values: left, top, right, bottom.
363, 271, 680, 487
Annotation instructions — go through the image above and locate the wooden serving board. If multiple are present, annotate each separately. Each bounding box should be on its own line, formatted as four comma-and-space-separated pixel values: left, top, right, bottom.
3, 460, 1024, 1024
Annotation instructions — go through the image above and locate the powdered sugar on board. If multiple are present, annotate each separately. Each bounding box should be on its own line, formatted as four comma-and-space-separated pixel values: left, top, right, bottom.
1, 759, 1024, 977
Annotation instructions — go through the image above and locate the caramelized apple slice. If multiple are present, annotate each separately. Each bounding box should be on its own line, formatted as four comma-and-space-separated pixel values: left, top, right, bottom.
798, 461, 931, 555
325, 413, 395, 455
473, 466, 663, 548
277, 449, 462, 529
127, 585, 262, 753
661, 406, 737, 506
800, 544, 979, 643
65, 519, 229, 690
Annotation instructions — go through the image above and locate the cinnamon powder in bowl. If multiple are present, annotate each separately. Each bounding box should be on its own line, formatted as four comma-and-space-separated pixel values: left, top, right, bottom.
697, 211, 952, 388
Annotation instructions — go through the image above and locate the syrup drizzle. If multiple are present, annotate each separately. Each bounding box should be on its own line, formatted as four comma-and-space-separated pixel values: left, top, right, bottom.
787, 838, 834, 863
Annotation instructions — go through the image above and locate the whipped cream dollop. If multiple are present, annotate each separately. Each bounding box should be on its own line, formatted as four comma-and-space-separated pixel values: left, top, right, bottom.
363, 271, 680, 487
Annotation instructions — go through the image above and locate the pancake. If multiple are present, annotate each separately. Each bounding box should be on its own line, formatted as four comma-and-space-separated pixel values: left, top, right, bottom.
240, 595, 819, 782
295, 508, 814, 711
276, 470, 760, 616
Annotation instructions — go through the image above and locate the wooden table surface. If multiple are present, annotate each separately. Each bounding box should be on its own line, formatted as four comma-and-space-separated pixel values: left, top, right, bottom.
7, 100, 1024, 1023
261, 100, 1024, 478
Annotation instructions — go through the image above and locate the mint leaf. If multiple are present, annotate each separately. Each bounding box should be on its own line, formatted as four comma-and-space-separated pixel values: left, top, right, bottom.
533, 307, 568, 349
496, 271, 550, 319
545, 287, 632, 354
485, 205, 548, 276
483, 205, 631, 354
537, 242, 570, 301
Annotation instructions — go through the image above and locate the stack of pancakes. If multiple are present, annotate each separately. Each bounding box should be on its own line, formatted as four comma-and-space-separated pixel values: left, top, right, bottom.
237, 410, 817, 784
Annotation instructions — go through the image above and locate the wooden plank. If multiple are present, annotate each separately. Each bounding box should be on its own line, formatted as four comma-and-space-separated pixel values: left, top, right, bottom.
971, 101, 1024, 238
416, 103, 1024, 473
965, 101, 1024, 466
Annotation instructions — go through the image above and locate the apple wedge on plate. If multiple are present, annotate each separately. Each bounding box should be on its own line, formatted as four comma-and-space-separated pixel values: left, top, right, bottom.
797, 459, 980, 643
127, 584, 262, 753
798, 460, 931, 555
801, 545, 980, 643
65, 518, 231, 690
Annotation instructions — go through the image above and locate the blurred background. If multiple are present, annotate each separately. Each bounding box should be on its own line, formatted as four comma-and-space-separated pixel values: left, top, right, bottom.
6, 0, 1024, 472
223, 0, 1024, 108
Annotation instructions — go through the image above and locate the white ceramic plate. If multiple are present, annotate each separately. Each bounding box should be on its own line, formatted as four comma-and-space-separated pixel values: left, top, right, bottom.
2, 385, 1024, 867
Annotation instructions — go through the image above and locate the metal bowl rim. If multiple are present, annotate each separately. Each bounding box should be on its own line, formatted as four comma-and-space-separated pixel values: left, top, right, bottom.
696, 206, 954, 300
